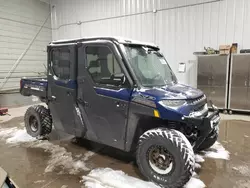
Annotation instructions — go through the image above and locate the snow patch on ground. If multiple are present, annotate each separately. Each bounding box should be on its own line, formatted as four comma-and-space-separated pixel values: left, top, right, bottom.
234, 179, 250, 188
0, 127, 36, 143
0, 127, 19, 139
32, 96, 39, 102
200, 142, 230, 160
82, 168, 206, 188
232, 165, 250, 176
195, 163, 201, 169
184, 177, 206, 188
61, 185, 68, 188
6, 129, 36, 143
34, 180, 46, 184
195, 154, 205, 163
31, 141, 93, 174
83, 151, 96, 161
194, 142, 230, 163
0, 126, 95, 174
0, 122, 35, 144
82, 168, 160, 188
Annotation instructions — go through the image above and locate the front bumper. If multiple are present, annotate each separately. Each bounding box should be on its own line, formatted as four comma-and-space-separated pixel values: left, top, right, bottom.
182, 109, 220, 151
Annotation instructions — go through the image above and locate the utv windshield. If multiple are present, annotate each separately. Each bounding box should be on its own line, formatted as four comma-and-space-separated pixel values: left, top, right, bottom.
124, 45, 177, 87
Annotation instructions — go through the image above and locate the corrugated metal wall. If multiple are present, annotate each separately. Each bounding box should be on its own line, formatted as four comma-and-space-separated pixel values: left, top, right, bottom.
51, 0, 250, 86
0, 0, 52, 91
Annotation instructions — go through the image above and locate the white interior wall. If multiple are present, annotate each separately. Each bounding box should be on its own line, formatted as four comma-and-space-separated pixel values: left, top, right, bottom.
51, 0, 250, 87
0, 0, 52, 91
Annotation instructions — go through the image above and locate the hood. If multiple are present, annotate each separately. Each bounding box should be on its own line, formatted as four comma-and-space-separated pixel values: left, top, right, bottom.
137, 83, 204, 100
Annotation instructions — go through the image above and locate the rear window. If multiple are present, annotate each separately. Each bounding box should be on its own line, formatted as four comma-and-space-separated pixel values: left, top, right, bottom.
51, 48, 71, 80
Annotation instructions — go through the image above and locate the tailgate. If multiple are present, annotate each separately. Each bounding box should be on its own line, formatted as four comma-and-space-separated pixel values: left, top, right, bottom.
20, 78, 47, 98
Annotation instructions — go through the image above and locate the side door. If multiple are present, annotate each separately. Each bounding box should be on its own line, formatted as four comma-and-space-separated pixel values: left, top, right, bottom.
47, 44, 77, 134
77, 41, 133, 149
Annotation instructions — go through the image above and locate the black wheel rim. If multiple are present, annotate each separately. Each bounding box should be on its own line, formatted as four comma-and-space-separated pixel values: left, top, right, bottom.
29, 116, 38, 132
147, 145, 175, 175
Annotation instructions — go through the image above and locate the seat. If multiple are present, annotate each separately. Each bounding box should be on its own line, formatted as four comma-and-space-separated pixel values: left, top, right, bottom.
88, 60, 101, 81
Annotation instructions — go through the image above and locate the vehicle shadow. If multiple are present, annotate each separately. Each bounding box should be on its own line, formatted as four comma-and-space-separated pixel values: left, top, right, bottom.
70, 137, 146, 180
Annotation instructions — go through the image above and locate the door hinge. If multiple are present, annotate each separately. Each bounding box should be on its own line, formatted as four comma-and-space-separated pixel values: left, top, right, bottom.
77, 98, 84, 103
77, 99, 89, 107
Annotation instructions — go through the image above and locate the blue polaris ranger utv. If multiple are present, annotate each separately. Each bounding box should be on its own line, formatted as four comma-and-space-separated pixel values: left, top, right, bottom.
20, 37, 220, 188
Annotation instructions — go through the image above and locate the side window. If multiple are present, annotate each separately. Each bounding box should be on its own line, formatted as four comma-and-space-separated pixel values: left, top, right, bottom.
51, 48, 71, 80
85, 46, 125, 86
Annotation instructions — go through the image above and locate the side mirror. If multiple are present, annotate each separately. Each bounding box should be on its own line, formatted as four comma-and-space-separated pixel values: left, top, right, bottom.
111, 73, 126, 85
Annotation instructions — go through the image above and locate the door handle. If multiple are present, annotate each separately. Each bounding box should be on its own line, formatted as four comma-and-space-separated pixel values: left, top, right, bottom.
116, 101, 120, 108
51, 96, 56, 101
115, 101, 126, 108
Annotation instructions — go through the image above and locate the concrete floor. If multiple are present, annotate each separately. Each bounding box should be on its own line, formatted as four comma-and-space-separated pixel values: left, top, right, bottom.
0, 106, 250, 188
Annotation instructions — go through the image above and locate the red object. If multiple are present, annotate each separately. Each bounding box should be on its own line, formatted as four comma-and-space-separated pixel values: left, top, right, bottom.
0, 108, 8, 115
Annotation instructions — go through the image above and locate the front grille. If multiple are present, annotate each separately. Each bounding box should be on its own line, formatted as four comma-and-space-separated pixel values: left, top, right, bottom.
188, 95, 207, 105
189, 104, 208, 117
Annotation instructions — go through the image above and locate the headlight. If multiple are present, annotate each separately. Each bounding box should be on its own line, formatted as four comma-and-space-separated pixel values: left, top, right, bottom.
159, 100, 187, 109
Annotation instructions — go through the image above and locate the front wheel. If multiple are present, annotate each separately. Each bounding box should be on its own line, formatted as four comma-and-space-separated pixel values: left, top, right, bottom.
136, 128, 195, 188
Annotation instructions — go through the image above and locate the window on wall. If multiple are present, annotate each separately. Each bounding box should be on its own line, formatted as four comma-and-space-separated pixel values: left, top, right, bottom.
85, 46, 125, 86
51, 48, 71, 80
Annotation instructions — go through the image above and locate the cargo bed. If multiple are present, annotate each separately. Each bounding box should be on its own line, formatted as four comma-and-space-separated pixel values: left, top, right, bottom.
20, 77, 48, 99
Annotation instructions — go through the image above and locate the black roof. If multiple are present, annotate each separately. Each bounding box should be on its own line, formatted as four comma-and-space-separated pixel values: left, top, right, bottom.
49, 36, 159, 49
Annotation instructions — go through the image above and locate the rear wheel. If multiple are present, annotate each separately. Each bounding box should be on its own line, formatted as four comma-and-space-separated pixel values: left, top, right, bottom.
24, 105, 52, 138
136, 128, 195, 188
